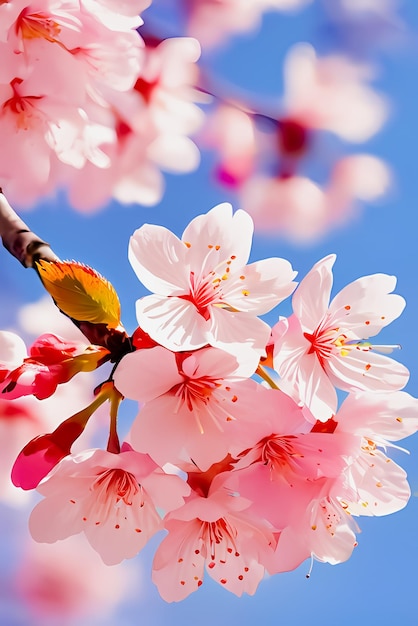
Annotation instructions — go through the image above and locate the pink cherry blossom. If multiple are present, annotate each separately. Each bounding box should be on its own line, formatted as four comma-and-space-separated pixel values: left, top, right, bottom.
114, 345, 278, 470
0, 0, 145, 207
282, 42, 389, 143
239, 155, 391, 241
273, 255, 409, 421
129, 203, 297, 361
60, 36, 203, 211
29, 445, 190, 565
152, 472, 276, 601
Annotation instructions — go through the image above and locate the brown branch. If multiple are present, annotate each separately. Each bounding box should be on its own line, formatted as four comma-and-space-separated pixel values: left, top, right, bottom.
0, 189, 59, 267
0, 189, 132, 358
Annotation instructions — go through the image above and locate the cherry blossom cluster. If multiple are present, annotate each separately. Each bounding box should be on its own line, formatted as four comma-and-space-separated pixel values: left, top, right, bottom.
201, 43, 391, 241
1, 202, 417, 602
0, 0, 202, 209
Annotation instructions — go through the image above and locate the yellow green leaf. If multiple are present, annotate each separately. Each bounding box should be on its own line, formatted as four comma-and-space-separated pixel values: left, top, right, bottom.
37, 260, 121, 328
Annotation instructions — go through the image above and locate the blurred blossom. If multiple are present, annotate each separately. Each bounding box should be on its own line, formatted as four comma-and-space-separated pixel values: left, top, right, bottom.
184, 0, 312, 49
240, 155, 392, 242
12, 534, 135, 625
59, 36, 203, 211
320, 0, 406, 58
0, 0, 145, 208
282, 43, 389, 143
201, 43, 390, 240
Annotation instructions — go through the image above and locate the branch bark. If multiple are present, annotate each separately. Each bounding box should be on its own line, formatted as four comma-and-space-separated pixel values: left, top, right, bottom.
0, 189, 59, 267
0, 189, 132, 358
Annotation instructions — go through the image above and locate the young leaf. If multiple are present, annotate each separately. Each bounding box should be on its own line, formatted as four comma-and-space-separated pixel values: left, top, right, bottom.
37, 260, 121, 328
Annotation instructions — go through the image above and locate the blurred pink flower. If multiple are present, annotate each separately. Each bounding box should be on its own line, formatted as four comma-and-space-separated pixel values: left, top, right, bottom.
273, 255, 409, 421
62, 36, 203, 210
29, 445, 190, 564
0, 0, 145, 207
185, 0, 312, 48
282, 43, 389, 142
129, 202, 297, 360
14, 534, 133, 623
240, 155, 392, 242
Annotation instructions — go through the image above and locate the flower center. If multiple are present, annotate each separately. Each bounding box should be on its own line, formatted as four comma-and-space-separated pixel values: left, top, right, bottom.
171, 375, 220, 412
93, 468, 140, 507
15, 9, 61, 43
201, 517, 238, 561
180, 250, 239, 320
2, 78, 43, 130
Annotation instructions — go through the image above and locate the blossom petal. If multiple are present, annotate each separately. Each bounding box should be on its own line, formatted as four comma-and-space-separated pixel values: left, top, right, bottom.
336, 391, 418, 441
328, 273, 405, 336
129, 224, 190, 295
152, 519, 205, 602
224, 258, 297, 315
181, 203, 253, 270
135, 294, 209, 351
114, 346, 182, 401
341, 450, 411, 517
326, 349, 409, 393
292, 255, 335, 332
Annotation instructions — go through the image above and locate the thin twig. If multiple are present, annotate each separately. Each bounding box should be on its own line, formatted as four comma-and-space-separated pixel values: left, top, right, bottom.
0, 189, 59, 267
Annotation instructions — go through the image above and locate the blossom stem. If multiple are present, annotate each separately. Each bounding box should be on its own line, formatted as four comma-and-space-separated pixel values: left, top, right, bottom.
107, 386, 123, 454
0, 189, 59, 267
255, 364, 280, 390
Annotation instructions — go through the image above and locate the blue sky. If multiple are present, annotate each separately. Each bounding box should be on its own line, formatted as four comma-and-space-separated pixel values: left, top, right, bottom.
2, 1, 418, 624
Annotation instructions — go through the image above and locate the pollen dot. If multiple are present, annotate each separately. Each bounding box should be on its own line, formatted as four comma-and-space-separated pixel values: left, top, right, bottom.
180, 581, 185, 585
244, 567, 249, 572
235, 552, 240, 557
184, 241, 191, 248
135, 528, 142, 533
208, 562, 215, 569
238, 575, 244, 580
376, 482, 382, 488
95, 521, 100, 526
208, 244, 213, 249
115, 524, 120, 529
365, 364, 371, 371
215, 245, 220, 251
239, 275, 245, 280
198, 580, 203, 586
178, 558, 183, 563
195, 549, 200, 554
365, 320, 370, 325
344, 305, 351, 310
220, 579, 227, 584
311, 525, 317, 531
242, 290, 249, 296
226, 417, 233, 421
396, 417, 403, 422
231, 255, 236, 259
227, 548, 233, 553
231, 395, 238, 402
82, 517, 87, 521
69, 499, 76, 504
